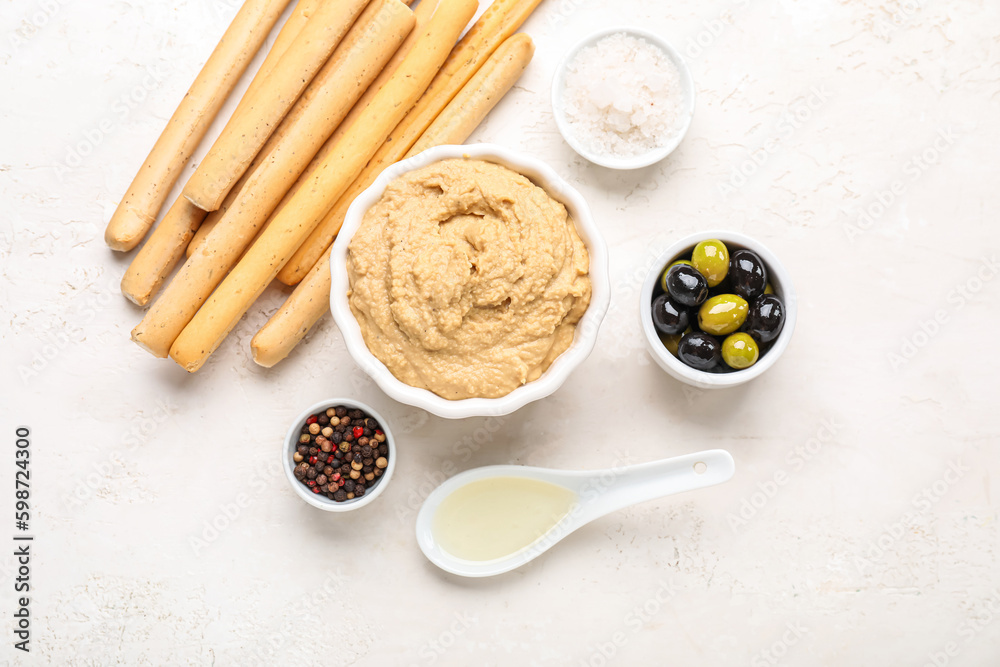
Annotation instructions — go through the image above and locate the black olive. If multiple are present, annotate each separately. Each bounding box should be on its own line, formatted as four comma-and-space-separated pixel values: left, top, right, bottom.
651, 294, 690, 335
707, 276, 735, 298
745, 295, 785, 343
665, 264, 709, 307
730, 249, 767, 301
677, 331, 721, 370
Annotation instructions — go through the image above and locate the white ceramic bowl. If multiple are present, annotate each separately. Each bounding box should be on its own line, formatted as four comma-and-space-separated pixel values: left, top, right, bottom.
551, 27, 696, 170
640, 231, 797, 389
282, 398, 396, 511
330, 144, 611, 420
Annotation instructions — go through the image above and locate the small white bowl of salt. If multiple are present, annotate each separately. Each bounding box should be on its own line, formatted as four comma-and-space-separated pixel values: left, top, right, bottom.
552, 28, 695, 170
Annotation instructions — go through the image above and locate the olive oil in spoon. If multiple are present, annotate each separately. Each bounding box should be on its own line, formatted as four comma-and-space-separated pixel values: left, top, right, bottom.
432, 477, 578, 562
416, 450, 735, 577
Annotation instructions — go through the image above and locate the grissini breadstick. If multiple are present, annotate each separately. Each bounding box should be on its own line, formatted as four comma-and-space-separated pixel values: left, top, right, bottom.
184, 174, 239, 257
183, 0, 371, 212
187, 0, 439, 258
185, 128, 273, 258
104, 0, 293, 252
252, 251, 334, 367
121, 0, 323, 304
266, 0, 328, 56
170, 0, 479, 372
252, 33, 534, 367
120, 198, 206, 306
131, 0, 414, 358
408, 33, 533, 156
316, 0, 441, 158
277, 0, 541, 284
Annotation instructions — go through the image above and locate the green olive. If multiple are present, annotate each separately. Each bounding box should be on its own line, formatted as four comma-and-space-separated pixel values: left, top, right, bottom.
659, 332, 682, 356
659, 259, 693, 292
721, 332, 759, 369
658, 327, 691, 356
692, 240, 729, 287
698, 294, 749, 335
764, 283, 775, 295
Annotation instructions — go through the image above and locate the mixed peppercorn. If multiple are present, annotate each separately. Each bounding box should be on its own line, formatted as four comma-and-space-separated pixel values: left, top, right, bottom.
292, 405, 389, 502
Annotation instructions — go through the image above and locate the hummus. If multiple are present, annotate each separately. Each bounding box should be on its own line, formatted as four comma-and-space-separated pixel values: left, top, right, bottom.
347, 159, 592, 400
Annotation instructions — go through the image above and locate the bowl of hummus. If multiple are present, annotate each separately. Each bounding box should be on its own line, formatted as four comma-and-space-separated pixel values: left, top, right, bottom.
330, 144, 610, 419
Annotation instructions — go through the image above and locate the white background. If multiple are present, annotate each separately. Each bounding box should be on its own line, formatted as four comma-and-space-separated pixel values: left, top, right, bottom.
2, 0, 1000, 665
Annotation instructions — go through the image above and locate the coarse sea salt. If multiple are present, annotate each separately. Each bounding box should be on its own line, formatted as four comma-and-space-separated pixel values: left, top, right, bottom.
563, 33, 684, 159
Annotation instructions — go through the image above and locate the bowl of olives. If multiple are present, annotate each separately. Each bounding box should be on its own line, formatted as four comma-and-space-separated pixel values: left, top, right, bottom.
640, 231, 796, 389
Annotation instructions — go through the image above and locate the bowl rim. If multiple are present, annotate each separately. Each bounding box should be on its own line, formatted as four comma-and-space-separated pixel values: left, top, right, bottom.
639, 230, 797, 389
281, 398, 397, 511
550, 26, 696, 170
329, 143, 611, 419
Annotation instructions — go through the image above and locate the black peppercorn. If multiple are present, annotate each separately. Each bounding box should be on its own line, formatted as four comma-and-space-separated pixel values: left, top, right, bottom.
344, 452, 354, 462
378, 444, 388, 456
331, 431, 344, 444
335, 407, 347, 418
334, 489, 348, 502
354, 486, 365, 497
343, 480, 355, 492
316, 474, 327, 486
361, 445, 372, 457
318, 414, 330, 426
306, 468, 317, 479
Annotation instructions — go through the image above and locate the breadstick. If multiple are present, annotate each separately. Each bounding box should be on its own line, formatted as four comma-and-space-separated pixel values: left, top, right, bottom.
384, 0, 545, 147
188, 0, 439, 258
169, 0, 479, 372
251, 252, 333, 367
120, 198, 206, 306
409, 33, 533, 155
121, 0, 323, 304
183, 0, 371, 212
252, 33, 533, 367
184, 174, 257, 259
184, 182, 234, 257
131, 0, 414, 358
317, 0, 441, 158
185, 141, 262, 257
277, 0, 540, 284
104, 0, 293, 252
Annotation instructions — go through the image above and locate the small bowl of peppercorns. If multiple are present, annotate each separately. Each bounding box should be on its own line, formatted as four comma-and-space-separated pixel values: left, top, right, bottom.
282, 399, 395, 511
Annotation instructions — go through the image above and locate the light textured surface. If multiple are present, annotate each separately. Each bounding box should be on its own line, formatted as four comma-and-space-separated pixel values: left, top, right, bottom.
2, 0, 999, 665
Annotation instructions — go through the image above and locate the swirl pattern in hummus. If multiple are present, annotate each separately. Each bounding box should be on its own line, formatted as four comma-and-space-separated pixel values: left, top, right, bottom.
347, 159, 592, 400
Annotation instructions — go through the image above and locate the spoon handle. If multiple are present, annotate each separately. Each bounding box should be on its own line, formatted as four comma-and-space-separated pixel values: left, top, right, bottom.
576, 449, 735, 521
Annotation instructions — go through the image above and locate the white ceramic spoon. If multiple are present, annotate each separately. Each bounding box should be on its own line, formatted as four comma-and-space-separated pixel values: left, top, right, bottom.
415, 449, 735, 577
